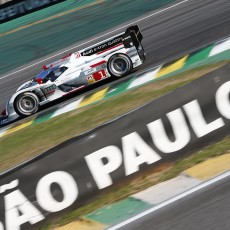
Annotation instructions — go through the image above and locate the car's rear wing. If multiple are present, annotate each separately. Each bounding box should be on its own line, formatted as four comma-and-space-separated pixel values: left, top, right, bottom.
122, 25, 143, 48
43, 25, 143, 69
80, 25, 143, 56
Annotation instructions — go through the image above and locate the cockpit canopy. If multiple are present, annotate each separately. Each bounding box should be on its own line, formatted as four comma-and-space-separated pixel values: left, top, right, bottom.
35, 66, 68, 84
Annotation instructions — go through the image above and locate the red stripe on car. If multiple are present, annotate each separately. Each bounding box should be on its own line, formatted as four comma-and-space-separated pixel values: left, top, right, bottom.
61, 53, 72, 60
45, 90, 56, 95
62, 86, 85, 96
90, 60, 106, 68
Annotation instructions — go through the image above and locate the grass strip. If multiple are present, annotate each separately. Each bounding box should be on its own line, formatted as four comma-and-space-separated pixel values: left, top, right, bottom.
0, 62, 227, 173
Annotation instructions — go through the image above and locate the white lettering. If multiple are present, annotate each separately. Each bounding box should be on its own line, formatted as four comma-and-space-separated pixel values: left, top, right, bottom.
147, 109, 191, 153
216, 81, 230, 119
5, 190, 44, 230
122, 132, 161, 175
85, 146, 122, 189
36, 171, 78, 212
0, 222, 4, 230
0, 179, 19, 194
183, 100, 224, 137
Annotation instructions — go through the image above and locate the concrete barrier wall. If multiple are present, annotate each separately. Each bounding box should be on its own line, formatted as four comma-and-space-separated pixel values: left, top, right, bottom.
0, 0, 66, 22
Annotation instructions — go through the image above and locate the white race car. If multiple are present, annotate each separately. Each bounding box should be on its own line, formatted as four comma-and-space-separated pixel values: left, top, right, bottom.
0, 25, 145, 125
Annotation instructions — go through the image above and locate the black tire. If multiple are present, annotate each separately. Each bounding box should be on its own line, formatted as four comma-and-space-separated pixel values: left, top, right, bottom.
14, 92, 39, 117
107, 54, 132, 78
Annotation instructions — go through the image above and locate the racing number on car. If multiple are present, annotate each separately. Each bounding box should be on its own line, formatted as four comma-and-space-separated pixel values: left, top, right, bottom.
87, 70, 107, 84
93, 70, 107, 81
99, 70, 107, 79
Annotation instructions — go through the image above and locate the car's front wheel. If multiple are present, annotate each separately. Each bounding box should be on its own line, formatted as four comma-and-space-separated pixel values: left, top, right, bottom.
14, 92, 39, 117
107, 54, 132, 78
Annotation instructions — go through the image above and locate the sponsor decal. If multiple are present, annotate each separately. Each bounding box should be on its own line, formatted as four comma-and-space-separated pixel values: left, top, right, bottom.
87, 70, 107, 84
42, 85, 56, 95
81, 36, 123, 56
75, 52, 81, 59
84, 68, 96, 75
87, 75, 95, 84
0, 118, 8, 125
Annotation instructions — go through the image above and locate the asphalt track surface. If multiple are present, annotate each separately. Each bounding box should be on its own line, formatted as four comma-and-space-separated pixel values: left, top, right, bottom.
112, 172, 230, 230
0, 0, 176, 74
0, 0, 230, 116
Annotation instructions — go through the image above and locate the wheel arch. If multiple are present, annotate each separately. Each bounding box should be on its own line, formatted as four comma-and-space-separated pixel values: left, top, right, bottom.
107, 53, 133, 78
13, 91, 40, 117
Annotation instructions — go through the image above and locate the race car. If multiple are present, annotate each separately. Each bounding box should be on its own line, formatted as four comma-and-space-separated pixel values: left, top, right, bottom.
0, 25, 145, 125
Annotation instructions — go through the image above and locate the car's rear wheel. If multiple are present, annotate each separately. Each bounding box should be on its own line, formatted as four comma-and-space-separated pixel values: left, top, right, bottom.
108, 54, 132, 78
14, 92, 39, 117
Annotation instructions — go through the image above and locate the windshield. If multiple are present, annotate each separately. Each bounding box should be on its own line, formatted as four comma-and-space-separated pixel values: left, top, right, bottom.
35, 66, 68, 83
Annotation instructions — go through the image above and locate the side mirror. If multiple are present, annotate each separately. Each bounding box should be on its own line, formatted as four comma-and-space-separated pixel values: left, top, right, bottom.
35, 78, 43, 84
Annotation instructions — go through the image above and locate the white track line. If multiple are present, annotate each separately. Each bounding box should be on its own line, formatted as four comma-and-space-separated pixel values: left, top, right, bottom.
107, 170, 230, 230
0, 0, 190, 81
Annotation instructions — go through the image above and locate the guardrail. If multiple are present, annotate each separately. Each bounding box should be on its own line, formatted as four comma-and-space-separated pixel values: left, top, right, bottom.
0, 64, 230, 229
